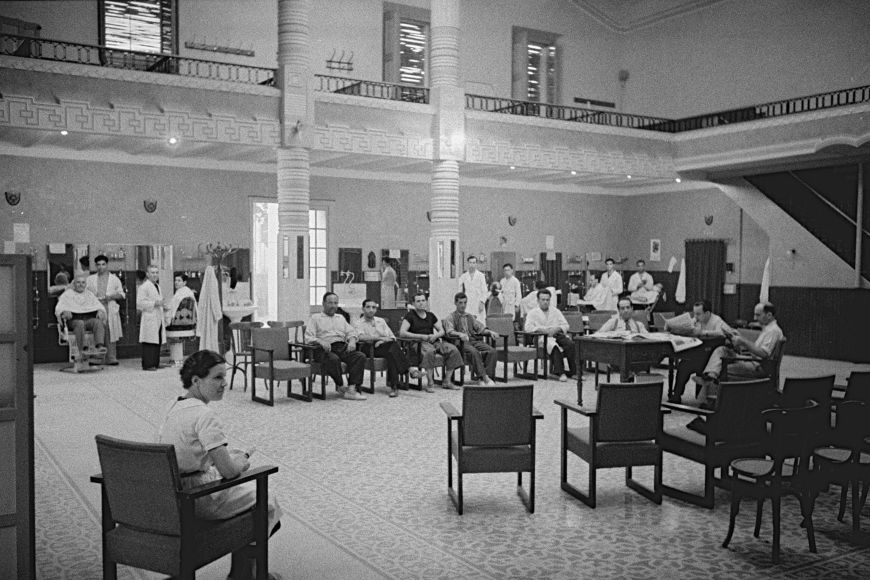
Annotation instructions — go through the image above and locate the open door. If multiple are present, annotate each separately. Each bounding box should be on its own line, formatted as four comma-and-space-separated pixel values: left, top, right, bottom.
0, 254, 34, 577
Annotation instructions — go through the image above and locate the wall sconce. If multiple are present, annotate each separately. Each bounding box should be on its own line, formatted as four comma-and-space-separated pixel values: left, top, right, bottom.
786, 248, 797, 259
143, 199, 158, 213
5, 191, 21, 206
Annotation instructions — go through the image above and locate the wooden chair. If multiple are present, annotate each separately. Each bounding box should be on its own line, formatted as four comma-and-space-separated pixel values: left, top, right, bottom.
91, 434, 278, 579
555, 380, 666, 508
563, 311, 585, 338
57, 315, 105, 373
228, 321, 264, 391
485, 314, 540, 383
833, 371, 870, 405
585, 311, 616, 333
722, 335, 786, 390
251, 326, 312, 405
659, 378, 776, 508
779, 374, 836, 428
722, 402, 821, 564
440, 385, 543, 514
652, 311, 675, 332
357, 338, 408, 395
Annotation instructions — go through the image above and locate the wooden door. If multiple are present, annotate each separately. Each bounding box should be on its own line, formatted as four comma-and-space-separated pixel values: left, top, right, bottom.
0, 255, 34, 578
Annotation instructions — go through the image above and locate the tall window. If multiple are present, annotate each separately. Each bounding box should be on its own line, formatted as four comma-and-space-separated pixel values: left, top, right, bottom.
383, 3, 429, 86
309, 209, 328, 306
100, 0, 176, 53
512, 27, 560, 104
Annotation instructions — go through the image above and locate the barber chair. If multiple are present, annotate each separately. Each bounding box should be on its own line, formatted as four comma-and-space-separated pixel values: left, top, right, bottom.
57, 316, 105, 373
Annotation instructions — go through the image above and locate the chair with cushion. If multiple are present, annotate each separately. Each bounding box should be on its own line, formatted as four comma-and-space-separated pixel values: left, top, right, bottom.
722, 402, 821, 564
166, 296, 198, 366
440, 384, 543, 514
555, 379, 666, 508
228, 321, 264, 391
251, 326, 312, 405
91, 434, 278, 579
485, 314, 540, 383
563, 311, 585, 338
659, 378, 776, 508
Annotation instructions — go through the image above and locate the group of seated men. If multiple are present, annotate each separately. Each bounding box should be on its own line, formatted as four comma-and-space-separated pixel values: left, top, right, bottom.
582, 258, 663, 310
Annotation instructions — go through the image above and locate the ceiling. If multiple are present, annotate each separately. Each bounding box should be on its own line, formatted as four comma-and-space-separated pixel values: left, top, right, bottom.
568, 0, 730, 32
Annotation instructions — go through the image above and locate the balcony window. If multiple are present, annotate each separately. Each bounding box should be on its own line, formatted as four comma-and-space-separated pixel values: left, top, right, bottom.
383, 3, 429, 86
99, 0, 176, 54
512, 27, 560, 104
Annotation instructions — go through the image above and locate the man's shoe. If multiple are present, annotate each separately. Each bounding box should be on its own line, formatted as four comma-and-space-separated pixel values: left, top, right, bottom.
389, 387, 399, 398
336, 384, 348, 395
558, 374, 568, 382
105, 360, 119, 366
343, 387, 367, 400
483, 377, 496, 386
667, 395, 682, 404
424, 384, 436, 393
442, 382, 461, 390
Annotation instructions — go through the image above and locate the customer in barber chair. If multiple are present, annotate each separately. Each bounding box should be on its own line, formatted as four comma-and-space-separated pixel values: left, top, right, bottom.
55, 272, 108, 361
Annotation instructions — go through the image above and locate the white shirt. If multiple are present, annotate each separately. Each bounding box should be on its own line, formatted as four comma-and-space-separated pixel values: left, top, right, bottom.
458, 269, 488, 322
628, 272, 654, 292
523, 306, 569, 354
499, 275, 523, 319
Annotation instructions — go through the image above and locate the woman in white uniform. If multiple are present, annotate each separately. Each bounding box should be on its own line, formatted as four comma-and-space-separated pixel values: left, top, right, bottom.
158, 350, 282, 576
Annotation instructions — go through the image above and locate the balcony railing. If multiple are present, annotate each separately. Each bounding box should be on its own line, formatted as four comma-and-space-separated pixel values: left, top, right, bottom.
465, 94, 673, 132
316, 74, 429, 104
0, 34, 275, 85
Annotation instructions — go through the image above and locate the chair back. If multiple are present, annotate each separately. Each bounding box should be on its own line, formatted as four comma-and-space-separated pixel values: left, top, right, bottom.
595, 381, 663, 442
461, 385, 533, 447
266, 320, 305, 342
780, 375, 835, 411
170, 296, 197, 327
708, 378, 775, 442
844, 371, 870, 405
95, 434, 182, 536
762, 401, 819, 477
587, 311, 615, 333
563, 312, 584, 334
229, 321, 264, 355
763, 337, 787, 389
630, 310, 649, 328
652, 311, 675, 331
831, 400, 869, 448
251, 327, 290, 363
486, 315, 517, 346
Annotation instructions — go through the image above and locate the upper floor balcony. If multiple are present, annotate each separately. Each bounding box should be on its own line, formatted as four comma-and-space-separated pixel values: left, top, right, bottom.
2, 33, 868, 192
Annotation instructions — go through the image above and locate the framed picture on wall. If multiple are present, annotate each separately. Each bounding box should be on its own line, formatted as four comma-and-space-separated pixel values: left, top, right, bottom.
650, 239, 661, 262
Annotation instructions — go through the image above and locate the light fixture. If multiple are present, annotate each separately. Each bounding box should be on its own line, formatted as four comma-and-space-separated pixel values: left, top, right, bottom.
60, 130, 68, 136
168, 137, 178, 145
570, 170, 577, 176
675, 177, 681, 183
626, 175, 632, 179
510, 165, 516, 170
5, 191, 21, 206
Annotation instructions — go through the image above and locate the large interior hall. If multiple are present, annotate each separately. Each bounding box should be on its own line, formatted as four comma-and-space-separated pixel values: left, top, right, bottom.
2, 0, 870, 578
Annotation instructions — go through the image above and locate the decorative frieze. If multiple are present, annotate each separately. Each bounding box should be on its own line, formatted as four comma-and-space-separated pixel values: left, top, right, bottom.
314, 124, 432, 159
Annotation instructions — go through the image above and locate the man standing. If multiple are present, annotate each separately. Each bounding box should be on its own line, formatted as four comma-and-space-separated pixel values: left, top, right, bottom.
56, 272, 107, 364
87, 255, 125, 365
599, 258, 623, 311
627, 259, 654, 293
457, 255, 488, 323
444, 292, 500, 386
353, 298, 409, 397
595, 297, 648, 334
305, 292, 367, 401
137, 265, 168, 371
524, 288, 576, 382
499, 263, 523, 320
695, 302, 784, 406
399, 292, 464, 392
668, 300, 731, 403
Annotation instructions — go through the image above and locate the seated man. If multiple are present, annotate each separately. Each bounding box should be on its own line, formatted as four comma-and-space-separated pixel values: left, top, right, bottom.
630, 282, 664, 305
444, 292, 500, 386
694, 301, 784, 407
55, 272, 108, 361
668, 300, 731, 403
305, 292, 367, 401
580, 274, 608, 310
353, 299, 410, 398
524, 288, 576, 382
485, 282, 504, 316
520, 280, 558, 318
399, 292, 463, 392
595, 297, 648, 334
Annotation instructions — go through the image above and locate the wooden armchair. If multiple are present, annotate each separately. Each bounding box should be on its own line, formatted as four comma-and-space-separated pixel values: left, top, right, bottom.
251, 326, 312, 405
556, 379, 667, 508
228, 321, 264, 391
659, 378, 776, 508
440, 385, 543, 514
485, 315, 541, 383
722, 335, 786, 389
91, 434, 278, 579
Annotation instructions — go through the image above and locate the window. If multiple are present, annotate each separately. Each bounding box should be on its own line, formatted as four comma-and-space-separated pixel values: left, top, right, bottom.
99, 0, 176, 54
512, 27, 560, 104
383, 3, 429, 86
309, 209, 328, 306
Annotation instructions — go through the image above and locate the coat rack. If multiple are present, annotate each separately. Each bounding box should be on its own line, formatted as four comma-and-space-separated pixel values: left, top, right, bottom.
326, 48, 354, 72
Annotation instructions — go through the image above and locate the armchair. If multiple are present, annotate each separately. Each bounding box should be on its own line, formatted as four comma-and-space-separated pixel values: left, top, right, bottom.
251, 326, 312, 405
555, 380, 666, 508
485, 315, 541, 383
722, 335, 786, 389
659, 378, 775, 508
440, 385, 543, 514
228, 321, 264, 391
91, 434, 278, 579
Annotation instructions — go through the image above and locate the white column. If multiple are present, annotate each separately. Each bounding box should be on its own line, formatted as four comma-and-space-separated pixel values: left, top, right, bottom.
427, 0, 463, 317
276, 0, 313, 322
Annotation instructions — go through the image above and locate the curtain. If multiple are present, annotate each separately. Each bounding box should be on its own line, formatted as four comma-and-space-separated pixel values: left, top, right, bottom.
539, 252, 562, 304
685, 240, 726, 314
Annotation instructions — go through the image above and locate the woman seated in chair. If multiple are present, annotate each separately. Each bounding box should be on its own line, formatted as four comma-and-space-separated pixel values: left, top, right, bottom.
158, 350, 282, 576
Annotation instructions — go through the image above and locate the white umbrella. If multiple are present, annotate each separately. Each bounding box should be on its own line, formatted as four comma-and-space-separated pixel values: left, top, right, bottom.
197, 266, 221, 353
675, 258, 686, 304
759, 256, 771, 303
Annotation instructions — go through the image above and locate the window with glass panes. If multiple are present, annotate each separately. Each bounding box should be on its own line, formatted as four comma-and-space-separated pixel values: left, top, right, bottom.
100, 0, 176, 54
309, 209, 328, 306
512, 27, 559, 104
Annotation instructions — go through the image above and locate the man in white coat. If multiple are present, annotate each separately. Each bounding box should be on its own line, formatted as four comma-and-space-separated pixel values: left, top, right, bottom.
138, 265, 168, 371
87, 255, 125, 365
599, 258, 624, 311
457, 255, 488, 323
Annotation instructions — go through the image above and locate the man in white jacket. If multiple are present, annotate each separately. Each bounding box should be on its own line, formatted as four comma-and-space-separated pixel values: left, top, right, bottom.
137, 265, 168, 371
87, 255, 125, 365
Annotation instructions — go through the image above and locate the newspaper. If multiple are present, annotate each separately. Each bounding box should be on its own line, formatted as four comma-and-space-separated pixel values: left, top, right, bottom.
591, 331, 702, 353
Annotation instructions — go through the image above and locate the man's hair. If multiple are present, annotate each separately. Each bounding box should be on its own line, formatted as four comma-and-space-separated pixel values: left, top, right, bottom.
503, 263, 513, 270
454, 291, 467, 303
693, 299, 712, 313
535, 280, 547, 290
412, 291, 427, 301
759, 302, 776, 316
322, 291, 338, 303
636, 259, 645, 266
536, 288, 551, 299
74, 271, 88, 282
176, 273, 188, 283
362, 298, 377, 308
467, 255, 477, 262
94, 255, 109, 264
605, 257, 615, 264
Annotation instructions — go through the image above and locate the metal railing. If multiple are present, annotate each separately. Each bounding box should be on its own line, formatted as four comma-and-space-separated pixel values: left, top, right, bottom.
465, 94, 673, 131
316, 74, 429, 104
0, 34, 276, 85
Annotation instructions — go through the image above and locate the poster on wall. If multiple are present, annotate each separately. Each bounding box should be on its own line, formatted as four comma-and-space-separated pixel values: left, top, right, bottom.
650, 239, 661, 262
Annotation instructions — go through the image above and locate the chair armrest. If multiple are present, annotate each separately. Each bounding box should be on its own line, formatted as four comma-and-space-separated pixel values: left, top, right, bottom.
290, 341, 316, 351
660, 401, 715, 416
180, 465, 279, 500
440, 401, 461, 418
723, 353, 763, 363
554, 398, 596, 416
251, 346, 274, 355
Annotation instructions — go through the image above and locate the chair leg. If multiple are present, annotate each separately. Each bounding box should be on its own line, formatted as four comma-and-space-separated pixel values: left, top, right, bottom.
853, 476, 862, 533
772, 495, 781, 564
754, 498, 764, 538
802, 492, 817, 552
722, 490, 741, 548
838, 481, 848, 522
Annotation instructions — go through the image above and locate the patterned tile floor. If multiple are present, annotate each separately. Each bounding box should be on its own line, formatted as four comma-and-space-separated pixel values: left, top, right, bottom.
33, 355, 870, 579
